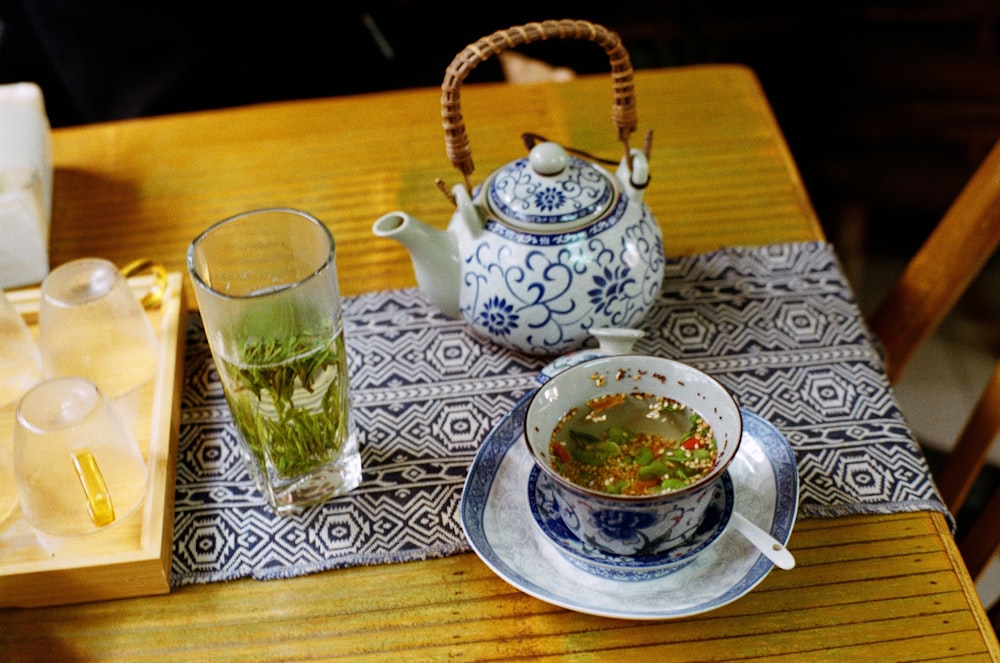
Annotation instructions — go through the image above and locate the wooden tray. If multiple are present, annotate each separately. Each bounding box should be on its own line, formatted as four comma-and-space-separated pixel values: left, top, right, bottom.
0, 271, 187, 607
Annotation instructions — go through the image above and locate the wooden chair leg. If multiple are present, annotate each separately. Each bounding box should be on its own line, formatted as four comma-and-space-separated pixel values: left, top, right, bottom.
935, 361, 1000, 512
959, 485, 1000, 580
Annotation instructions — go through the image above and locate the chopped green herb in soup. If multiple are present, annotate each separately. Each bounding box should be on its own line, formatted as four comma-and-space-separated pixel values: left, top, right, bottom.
549, 392, 718, 496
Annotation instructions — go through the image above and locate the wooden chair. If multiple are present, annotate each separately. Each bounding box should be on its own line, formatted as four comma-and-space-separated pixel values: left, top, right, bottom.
867, 139, 1000, 604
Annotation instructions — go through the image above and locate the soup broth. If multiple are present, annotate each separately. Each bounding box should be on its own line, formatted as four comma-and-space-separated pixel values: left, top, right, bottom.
549, 391, 718, 496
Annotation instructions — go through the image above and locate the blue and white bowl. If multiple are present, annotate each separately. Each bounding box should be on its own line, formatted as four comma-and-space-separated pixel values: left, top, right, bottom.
529, 467, 734, 581
523, 355, 742, 556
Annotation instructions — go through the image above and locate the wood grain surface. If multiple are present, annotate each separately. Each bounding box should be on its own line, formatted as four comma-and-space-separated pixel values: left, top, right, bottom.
2, 65, 996, 662
42, 66, 820, 308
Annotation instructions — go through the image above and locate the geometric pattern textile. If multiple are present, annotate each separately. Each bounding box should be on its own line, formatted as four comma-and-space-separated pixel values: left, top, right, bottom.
171, 241, 950, 586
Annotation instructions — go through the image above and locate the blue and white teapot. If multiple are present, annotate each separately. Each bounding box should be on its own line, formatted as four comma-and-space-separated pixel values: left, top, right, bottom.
372, 20, 665, 356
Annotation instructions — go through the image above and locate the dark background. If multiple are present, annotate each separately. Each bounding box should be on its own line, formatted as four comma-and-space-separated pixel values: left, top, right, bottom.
2, 1, 998, 275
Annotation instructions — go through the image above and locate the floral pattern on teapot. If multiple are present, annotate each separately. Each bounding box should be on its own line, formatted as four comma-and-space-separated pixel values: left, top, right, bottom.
461, 189, 664, 355
372, 142, 665, 357
487, 154, 613, 227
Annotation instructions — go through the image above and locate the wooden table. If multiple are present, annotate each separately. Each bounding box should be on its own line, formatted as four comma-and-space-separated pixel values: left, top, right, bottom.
3, 65, 998, 661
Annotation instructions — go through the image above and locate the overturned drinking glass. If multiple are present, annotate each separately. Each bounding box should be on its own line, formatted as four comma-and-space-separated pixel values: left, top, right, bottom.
0, 287, 41, 408
14, 377, 148, 538
38, 258, 159, 399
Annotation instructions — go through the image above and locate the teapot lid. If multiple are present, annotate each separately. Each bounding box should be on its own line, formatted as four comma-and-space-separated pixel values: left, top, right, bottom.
484, 142, 618, 232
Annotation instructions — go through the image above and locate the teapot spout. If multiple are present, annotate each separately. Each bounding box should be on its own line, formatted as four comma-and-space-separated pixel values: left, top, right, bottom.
373, 212, 460, 318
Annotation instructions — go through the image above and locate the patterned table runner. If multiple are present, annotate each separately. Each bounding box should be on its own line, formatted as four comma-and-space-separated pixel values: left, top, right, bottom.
171, 241, 950, 586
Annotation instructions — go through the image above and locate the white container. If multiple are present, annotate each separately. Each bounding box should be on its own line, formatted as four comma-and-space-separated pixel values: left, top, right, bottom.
0, 82, 53, 289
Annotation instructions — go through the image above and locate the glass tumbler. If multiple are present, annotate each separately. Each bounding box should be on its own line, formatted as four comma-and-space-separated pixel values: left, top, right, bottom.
187, 208, 361, 514
0, 438, 16, 525
38, 258, 159, 399
1, 288, 42, 523
0, 288, 42, 408
14, 377, 149, 537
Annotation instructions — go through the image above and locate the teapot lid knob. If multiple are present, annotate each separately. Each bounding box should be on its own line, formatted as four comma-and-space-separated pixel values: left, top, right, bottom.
529, 142, 568, 176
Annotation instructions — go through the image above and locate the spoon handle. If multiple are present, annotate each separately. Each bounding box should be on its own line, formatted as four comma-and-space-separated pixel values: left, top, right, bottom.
730, 511, 796, 570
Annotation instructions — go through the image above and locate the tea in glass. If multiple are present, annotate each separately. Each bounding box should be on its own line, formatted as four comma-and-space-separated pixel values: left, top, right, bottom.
187, 208, 361, 513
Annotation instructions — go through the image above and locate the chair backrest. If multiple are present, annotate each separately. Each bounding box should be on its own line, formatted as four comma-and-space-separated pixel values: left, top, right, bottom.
867, 138, 1000, 584
869, 140, 1000, 384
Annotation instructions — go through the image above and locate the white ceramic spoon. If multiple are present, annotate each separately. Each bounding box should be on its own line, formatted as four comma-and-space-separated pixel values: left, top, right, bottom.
730, 511, 796, 570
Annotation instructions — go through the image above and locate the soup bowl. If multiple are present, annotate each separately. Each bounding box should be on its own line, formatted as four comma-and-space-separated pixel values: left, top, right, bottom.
523, 355, 742, 556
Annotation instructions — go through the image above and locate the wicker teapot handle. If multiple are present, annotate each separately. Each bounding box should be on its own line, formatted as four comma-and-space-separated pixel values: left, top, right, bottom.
441, 19, 638, 192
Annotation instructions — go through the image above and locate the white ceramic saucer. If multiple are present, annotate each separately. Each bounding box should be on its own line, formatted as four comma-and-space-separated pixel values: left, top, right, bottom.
460, 396, 799, 620
529, 468, 734, 581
